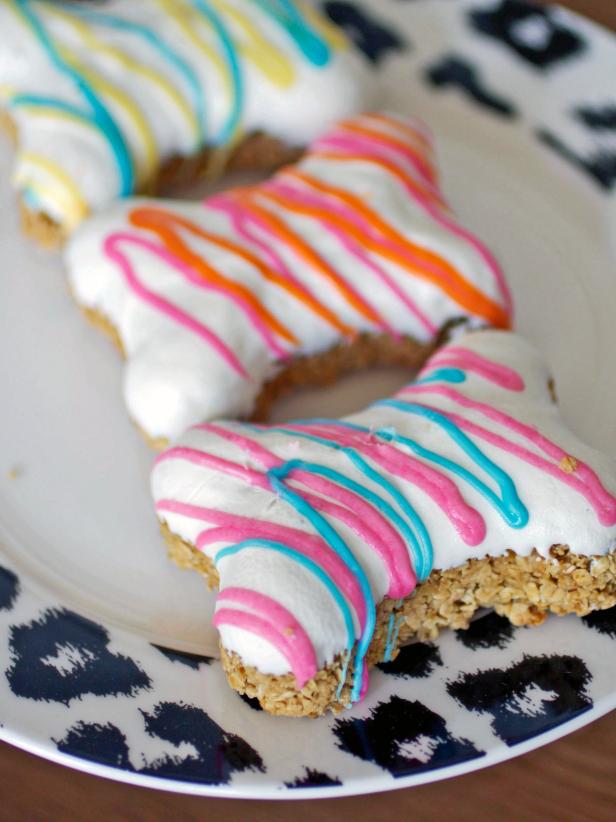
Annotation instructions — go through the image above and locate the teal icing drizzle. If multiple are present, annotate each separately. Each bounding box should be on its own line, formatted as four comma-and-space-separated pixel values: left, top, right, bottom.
53, 3, 208, 146
190, 0, 243, 144
21, 186, 42, 210
383, 601, 403, 663
335, 649, 353, 703
288, 414, 528, 529
265, 426, 433, 579
215, 538, 356, 649
15, 0, 334, 199
268, 464, 375, 703
371, 401, 528, 527
413, 367, 466, 385
14, 0, 134, 194
7, 93, 121, 153
234, 359, 528, 701
253, 0, 330, 65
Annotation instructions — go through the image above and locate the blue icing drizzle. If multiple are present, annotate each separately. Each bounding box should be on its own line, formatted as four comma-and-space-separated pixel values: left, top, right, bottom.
266, 427, 432, 580
215, 538, 356, 650
373, 401, 529, 528
268, 464, 375, 703
14, 0, 134, 195
383, 602, 403, 663
294, 412, 527, 529
55, 4, 208, 146
190, 0, 244, 144
254, 0, 331, 65
413, 367, 466, 385
12, 0, 334, 201
233, 359, 529, 702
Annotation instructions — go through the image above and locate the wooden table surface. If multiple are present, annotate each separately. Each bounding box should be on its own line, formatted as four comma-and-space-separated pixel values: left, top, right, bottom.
2, 1, 615, 820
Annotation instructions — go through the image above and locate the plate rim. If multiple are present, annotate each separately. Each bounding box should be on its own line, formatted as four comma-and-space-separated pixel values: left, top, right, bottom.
2, 693, 615, 799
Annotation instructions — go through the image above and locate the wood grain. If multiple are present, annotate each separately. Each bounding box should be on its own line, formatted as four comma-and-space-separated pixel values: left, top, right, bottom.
1, 1, 615, 820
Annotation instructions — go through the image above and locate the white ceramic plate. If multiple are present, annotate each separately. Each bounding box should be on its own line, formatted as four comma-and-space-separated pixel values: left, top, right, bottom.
1, 0, 616, 799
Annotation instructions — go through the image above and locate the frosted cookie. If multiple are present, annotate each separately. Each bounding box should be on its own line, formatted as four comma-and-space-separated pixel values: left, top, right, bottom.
0, 0, 370, 245
151, 331, 616, 717
66, 113, 512, 445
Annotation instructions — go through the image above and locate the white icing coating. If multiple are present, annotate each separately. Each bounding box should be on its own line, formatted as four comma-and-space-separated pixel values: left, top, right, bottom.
151, 331, 616, 677
66, 113, 511, 441
0, 0, 371, 228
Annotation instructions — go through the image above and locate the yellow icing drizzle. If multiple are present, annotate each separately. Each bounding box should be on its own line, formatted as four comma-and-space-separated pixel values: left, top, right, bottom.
44, 5, 201, 145
210, 0, 295, 87
15, 151, 88, 229
61, 49, 158, 184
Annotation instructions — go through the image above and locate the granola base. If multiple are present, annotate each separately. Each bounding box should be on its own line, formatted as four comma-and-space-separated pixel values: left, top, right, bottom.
161, 523, 616, 717
1, 108, 301, 248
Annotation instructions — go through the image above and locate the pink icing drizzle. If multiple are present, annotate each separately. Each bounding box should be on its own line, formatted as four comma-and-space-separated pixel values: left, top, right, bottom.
214, 588, 317, 688
312, 131, 513, 316
220, 190, 391, 333
401, 385, 616, 526
191, 423, 416, 599
284, 422, 486, 545
337, 123, 439, 186
423, 346, 525, 390
207, 196, 316, 298
105, 231, 288, 361
155, 498, 367, 629
104, 234, 249, 378
266, 179, 436, 335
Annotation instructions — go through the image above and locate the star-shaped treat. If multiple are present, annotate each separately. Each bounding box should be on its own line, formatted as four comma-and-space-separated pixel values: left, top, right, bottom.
66, 113, 512, 444
151, 331, 616, 716
0, 0, 369, 243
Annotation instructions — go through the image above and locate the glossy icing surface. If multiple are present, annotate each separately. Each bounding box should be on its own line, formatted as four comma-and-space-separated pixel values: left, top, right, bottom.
151, 331, 616, 700
0, 0, 368, 228
66, 113, 511, 441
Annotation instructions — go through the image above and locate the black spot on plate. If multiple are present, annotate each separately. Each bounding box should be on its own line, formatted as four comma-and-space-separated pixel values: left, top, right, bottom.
239, 693, 263, 711
469, 0, 586, 70
56, 722, 134, 770
6, 608, 150, 705
152, 645, 213, 669
285, 768, 342, 788
455, 612, 514, 650
333, 695, 483, 777
448, 654, 592, 746
57, 703, 265, 784
426, 55, 518, 117
576, 103, 616, 131
537, 129, 616, 191
0, 565, 19, 611
582, 604, 616, 638
377, 642, 442, 678
322, 1, 407, 64
139, 702, 264, 783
